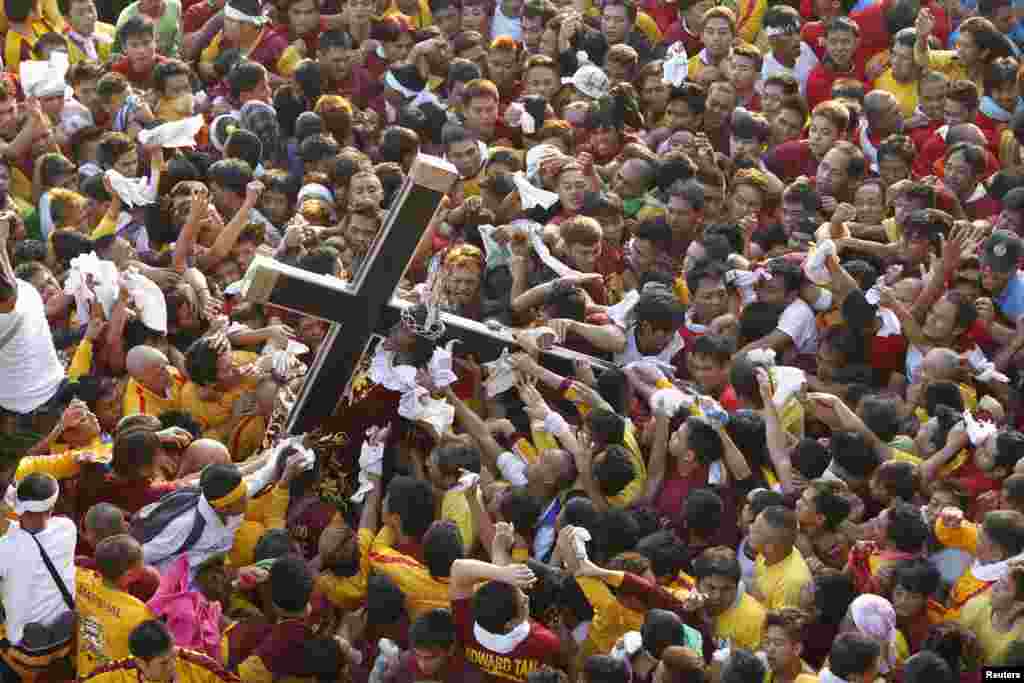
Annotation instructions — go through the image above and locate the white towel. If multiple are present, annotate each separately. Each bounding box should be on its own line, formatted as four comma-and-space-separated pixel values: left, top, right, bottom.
137, 115, 205, 148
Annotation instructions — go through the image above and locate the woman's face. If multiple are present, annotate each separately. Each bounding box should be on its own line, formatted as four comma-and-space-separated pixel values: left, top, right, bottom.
556, 169, 587, 213
854, 183, 885, 225
891, 585, 926, 619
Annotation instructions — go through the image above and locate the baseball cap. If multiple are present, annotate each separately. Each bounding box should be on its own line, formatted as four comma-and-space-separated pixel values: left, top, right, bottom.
981, 230, 1024, 273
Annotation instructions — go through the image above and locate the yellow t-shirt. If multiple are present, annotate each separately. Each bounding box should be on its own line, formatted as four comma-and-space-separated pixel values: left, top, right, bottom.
883, 217, 901, 244
180, 351, 261, 439
76, 569, 155, 678
755, 547, 812, 610
577, 571, 643, 657
123, 369, 186, 419
873, 69, 918, 119
715, 591, 767, 651
959, 591, 1024, 663
368, 543, 450, 618
735, 0, 767, 44
927, 50, 973, 87
383, 0, 432, 28
15, 438, 112, 482
441, 488, 476, 552
316, 527, 374, 611
67, 22, 116, 65
935, 517, 993, 612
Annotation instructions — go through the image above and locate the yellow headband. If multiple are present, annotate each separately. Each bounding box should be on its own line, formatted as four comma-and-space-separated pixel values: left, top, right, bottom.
209, 480, 247, 510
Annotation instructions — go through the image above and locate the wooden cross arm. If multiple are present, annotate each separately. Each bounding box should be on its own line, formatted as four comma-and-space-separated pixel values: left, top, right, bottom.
242, 255, 614, 375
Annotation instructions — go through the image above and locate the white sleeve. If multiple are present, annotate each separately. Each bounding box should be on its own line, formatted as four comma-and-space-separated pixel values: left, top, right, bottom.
776, 300, 817, 353
496, 451, 529, 487
141, 511, 198, 567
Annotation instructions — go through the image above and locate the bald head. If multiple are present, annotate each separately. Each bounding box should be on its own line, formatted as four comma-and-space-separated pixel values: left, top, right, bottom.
125, 346, 169, 377
178, 438, 232, 478
921, 347, 961, 382
865, 90, 897, 114
85, 503, 128, 545
946, 123, 987, 148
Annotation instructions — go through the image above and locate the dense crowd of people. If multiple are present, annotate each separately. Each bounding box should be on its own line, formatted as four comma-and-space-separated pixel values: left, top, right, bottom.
1, 0, 1024, 679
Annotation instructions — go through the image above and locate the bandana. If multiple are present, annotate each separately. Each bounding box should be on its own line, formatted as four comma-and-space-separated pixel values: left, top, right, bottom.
13, 482, 59, 515
473, 620, 531, 654
208, 480, 247, 510
224, 3, 267, 25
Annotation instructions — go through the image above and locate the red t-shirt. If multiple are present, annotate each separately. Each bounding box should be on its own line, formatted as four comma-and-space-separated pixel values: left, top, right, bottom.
452, 597, 560, 683
805, 60, 868, 110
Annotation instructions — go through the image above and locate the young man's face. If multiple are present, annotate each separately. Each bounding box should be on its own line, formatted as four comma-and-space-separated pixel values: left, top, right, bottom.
114, 148, 140, 178
729, 54, 759, 91
890, 42, 917, 82
137, 650, 177, 683
692, 275, 729, 322
702, 17, 734, 60
943, 97, 973, 126
487, 48, 520, 89
434, 7, 460, 35
461, 3, 488, 32
68, 0, 97, 34
260, 190, 290, 225
288, 0, 320, 35
918, 79, 946, 121
464, 95, 499, 137
688, 352, 728, 395
524, 65, 559, 99
825, 28, 857, 67
124, 34, 156, 70
601, 4, 630, 44
664, 98, 700, 132
447, 139, 483, 179
0, 98, 18, 142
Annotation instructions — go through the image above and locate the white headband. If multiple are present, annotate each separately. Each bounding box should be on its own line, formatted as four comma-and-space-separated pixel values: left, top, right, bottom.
224, 4, 267, 25
385, 70, 418, 98
13, 485, 59, 515
763, 24, 799, 36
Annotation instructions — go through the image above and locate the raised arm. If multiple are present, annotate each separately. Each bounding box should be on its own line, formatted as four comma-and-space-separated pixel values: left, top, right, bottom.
196, 181, 263, 271
444, 385, 505, 474
449, 558, 535, 600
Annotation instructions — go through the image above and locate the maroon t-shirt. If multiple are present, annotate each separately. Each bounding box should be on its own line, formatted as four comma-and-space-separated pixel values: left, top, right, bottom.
452, 598, 560, 683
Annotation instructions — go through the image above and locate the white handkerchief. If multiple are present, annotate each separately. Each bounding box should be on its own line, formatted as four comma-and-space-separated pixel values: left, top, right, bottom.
137, 115, 205, 148
351, 441, 385, 503
963, 410, 999, 448
64, 252, 119, 323
20, 51, 69, 98
120, 269, 167, 333
483, 348, 518, 397
662, 42, 689, 86
512, 172, 559, 210
428, 340, 459, 390
803, 239, 835, 286
106, 169, 156, 207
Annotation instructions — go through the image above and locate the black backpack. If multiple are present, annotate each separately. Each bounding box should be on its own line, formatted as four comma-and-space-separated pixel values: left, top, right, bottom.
131, 488, 208, 557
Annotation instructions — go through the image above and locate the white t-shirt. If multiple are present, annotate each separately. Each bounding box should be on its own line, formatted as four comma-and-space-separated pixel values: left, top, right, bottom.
761, 42, 820, 96
776, 298, 819, 355
0, 517, 77, 644
0, 281, 64, 413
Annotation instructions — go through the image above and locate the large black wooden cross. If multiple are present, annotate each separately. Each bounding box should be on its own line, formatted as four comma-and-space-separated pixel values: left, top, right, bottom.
241, 153, 611, 435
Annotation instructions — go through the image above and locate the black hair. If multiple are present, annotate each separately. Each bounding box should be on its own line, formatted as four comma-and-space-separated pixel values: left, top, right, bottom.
684, 488, 724, 538
409, 609, 457, 651
128, 620, 174, 661
386, 475, 436, 539
831, 431, 881, 479
597, 508, 640, 560
685, 257, 728, 298
860, 396, 902, 442
184, 337, 221, 387
886, 502, 930, 553
366, 573, 407, 626
684, 416, 724, 465
984, 510, 1024, 558
996, 431, 1024, 471
227, 60, 266, 99
640, 609, 685, 659
593, 444, 630, 497
298, 246, 341, 276
925, 381, 965, 416
893, 558, 941, 596
298, 134, 340, 164
692, 554, 742, 583
721, 650, 766, 683
157, 410, 202, 439
583, 655, 629, 683
812, 484, 852, 530
253, 529, 294, 563
472, 580, 519, 632
830, 634, 882, 680
814, 572, 857, 625
792, 439, 830, 479
423, 521, 463, 578
270, 554, 314, 613
691, 334, 735, 364
903, 652, 954, 683
737, 302, 785, 348
208, 158, 254, 196
726, 410, 768, 470
118, 14, 155, 42
635, 530, 684, 579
